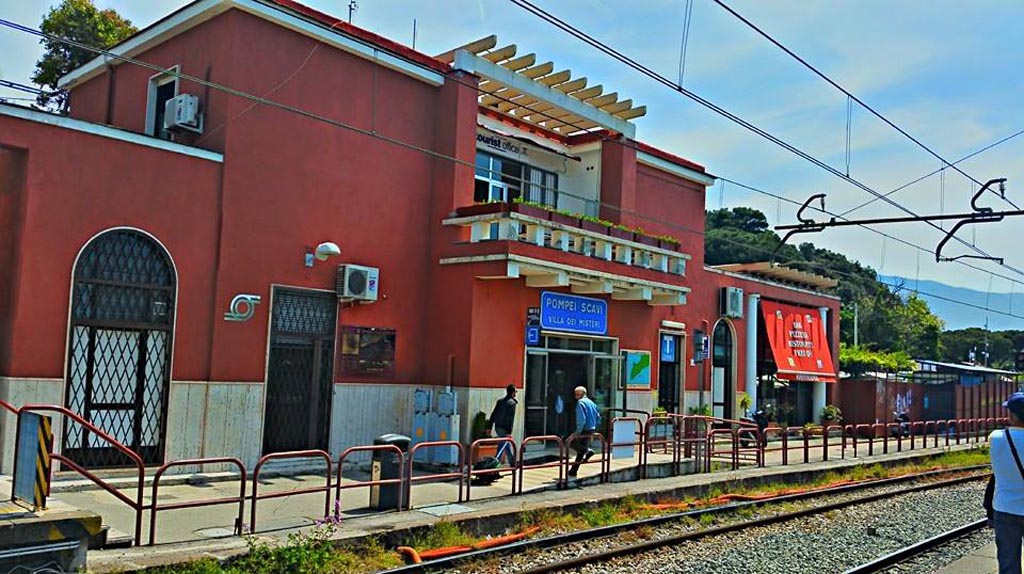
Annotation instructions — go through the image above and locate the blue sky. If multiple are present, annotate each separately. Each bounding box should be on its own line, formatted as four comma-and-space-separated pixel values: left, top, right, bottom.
2, 0, 1024, 326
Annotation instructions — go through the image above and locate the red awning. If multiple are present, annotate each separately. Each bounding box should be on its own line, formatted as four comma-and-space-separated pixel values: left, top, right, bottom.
762, 300, 837, 383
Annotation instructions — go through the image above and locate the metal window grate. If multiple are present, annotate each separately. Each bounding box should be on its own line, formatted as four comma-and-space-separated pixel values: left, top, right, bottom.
64, 230, 175, 468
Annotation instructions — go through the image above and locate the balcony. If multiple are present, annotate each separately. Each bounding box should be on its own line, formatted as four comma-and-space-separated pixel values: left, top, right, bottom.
441, 202, 691, 306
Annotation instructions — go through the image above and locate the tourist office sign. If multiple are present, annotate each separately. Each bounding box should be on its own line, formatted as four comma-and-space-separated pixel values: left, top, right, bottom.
539, 291, 608, 335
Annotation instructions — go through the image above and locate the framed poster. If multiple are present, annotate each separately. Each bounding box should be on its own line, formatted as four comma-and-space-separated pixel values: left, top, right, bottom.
622, 350, 652, 389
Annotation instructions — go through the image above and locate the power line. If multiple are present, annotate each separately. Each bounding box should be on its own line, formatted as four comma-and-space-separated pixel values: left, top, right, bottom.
716, 175, 1024, 288
839, 127, 1024, 217
709, 0, 1021, 212
1, 17, 1022, 321
504, 0, 1024, 278
7, 11, 1020, 290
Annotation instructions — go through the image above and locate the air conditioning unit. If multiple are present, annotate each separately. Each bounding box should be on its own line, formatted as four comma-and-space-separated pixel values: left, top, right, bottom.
337, 264, 380, 302
720, 286, 744, 318
164, 93, 203, 133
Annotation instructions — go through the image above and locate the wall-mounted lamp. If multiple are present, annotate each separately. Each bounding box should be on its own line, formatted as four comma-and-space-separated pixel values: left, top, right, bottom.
304, 241, 341, 267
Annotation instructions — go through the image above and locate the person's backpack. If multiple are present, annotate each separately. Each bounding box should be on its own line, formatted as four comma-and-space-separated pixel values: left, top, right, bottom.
471, 456, 501, 485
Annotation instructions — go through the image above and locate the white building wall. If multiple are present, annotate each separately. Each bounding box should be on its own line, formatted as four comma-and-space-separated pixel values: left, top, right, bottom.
0, 377, 65, 474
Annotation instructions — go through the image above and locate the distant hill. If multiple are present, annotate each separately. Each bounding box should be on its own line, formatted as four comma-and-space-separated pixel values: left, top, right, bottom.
881, 276, 1024, 331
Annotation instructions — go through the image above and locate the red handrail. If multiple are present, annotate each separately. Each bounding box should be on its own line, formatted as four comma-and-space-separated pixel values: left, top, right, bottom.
250, 450, 333, 532
0, 399, 16, 415
466, 437, 517, 500
150, 457, 246, 545
335, 445, 406, 515
20, 404, 146, 545
405, 441, 465, 510
517, 435, 565, 493
642, 415, 678, 477
564, 431, 608, 483
608, 416, 644, 475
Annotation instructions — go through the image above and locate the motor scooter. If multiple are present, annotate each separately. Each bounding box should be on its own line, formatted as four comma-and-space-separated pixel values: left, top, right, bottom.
740, 405, 772, 447
890, 411, 911, 438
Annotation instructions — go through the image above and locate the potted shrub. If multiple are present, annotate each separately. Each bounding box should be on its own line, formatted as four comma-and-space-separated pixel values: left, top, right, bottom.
820, 404, 843, 427
470, 411, 498, 461
738, 392, 752, 417
510, 197, 551, 220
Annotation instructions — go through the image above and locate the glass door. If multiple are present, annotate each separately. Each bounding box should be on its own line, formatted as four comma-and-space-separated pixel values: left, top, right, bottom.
524, 352, 548, 437
591, 355, 622, 426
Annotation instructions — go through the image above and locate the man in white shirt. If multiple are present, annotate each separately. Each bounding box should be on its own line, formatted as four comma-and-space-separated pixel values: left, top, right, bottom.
990, 391, 1024, 574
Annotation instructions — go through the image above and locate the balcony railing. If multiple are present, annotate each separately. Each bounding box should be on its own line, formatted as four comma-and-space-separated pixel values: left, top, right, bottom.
444, 203, 690, 278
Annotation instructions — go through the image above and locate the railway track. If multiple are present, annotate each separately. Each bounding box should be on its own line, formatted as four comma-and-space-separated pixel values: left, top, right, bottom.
842, 519, 988, 574
378, 466, 990, 574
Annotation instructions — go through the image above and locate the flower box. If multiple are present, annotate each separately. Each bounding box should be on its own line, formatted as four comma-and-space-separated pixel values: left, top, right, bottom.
580, 220, 609, 235
456, 202, 508, 218
609, 227, 633, 241
510, 202, 550, 220
550, 212, 579, 227
634, 233, 659, 247
658, 239, 681, 251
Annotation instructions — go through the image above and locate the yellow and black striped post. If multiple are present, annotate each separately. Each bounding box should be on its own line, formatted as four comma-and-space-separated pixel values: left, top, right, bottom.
34, 415, 53, 508
12, 412, 54, 510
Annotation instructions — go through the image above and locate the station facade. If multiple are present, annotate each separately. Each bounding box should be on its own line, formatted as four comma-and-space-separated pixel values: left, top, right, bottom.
0, 0, 840, 472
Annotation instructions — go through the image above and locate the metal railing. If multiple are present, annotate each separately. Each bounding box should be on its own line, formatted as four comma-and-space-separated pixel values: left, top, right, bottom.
335, 445, 406, 515
517, 435, 566, 493
18, 403, 147, 545
250, 450, 333, 533
405, 441, 466, 510
150, 457, 246, 545
4, 399, 1010, 547
466, 437, 518, 500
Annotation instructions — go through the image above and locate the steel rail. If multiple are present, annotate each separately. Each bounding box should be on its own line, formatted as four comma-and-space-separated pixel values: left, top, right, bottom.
514, 473, 990, 574
841, 519, 988, 574
378, 465, 990, 574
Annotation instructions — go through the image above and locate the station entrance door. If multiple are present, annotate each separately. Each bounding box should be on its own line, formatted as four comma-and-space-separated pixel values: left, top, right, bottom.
523, 334, 621, 444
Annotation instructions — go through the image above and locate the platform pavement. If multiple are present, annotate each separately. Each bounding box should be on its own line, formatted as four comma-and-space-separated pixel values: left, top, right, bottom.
38, 433, 930, 545
69, 439, 994, 573
932, 541, 1019, 574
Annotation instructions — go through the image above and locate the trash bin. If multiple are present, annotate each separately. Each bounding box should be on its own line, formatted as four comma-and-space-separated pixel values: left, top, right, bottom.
370, 433, 410, 510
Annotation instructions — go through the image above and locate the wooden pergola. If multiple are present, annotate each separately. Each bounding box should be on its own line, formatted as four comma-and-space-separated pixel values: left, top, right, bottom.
436, 35, 647, 137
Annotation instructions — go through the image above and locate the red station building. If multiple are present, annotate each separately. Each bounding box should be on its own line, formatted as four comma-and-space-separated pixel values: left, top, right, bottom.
0, 0, 841, 472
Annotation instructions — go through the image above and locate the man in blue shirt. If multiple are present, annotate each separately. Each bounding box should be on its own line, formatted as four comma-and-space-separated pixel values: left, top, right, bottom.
568, 386, 600, 478
990, 392, 1024, 574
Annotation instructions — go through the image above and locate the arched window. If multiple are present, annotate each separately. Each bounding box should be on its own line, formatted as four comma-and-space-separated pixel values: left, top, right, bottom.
64, 229, 175, 467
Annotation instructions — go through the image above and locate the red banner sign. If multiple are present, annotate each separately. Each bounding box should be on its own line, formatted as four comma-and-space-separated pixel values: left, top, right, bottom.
762, 300, 836, 383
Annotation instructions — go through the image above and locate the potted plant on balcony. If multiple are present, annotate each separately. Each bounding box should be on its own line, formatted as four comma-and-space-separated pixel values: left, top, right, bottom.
609, 223, 633, 241
550, 208, 580, 228
632, 227, 659, 247
455, 200, 508, 218
579, 214, 611, 235
657, 234, 682, 251
510, 197, 551, 220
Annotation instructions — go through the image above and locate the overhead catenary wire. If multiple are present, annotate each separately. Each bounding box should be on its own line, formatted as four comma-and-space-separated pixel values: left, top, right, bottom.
7, 11, 1022, 289
708, 0, 1021, 212
504, 0, 1024, 278
1, 18, 1022, 321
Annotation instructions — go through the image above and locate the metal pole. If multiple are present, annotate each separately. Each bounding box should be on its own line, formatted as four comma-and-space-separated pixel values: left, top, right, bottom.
853, 302, 859, 346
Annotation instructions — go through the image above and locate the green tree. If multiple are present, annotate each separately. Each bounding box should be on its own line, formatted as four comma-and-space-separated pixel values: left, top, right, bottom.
31, 0, 136, 111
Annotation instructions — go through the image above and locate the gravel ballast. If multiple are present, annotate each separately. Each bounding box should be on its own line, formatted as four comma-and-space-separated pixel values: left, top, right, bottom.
451, 478, 990, 574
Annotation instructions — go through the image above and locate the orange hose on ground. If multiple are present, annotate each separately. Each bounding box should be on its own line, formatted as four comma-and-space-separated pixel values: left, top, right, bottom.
417, 545, 474, 560
403, 526, 543, 563
397, 547, 422, 564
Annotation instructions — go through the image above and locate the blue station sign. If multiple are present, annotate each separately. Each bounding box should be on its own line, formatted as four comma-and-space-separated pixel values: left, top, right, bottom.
540, 291, 608, 335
